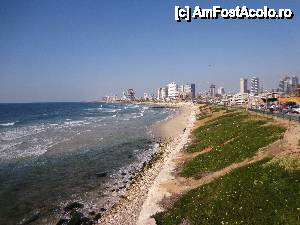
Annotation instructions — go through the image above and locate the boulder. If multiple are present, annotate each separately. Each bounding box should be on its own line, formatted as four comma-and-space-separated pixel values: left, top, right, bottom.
93, 213, 102, 221
67, 211, 82, 225
64, 202, 84, 212
95, 172, 107, 178
20, 211, 40, 225
56, 218, 68, 225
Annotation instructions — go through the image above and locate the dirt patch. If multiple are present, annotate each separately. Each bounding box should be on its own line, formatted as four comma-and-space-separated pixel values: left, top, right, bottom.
175, 147, 212, 163
179, 219, 191, 225
159, 193, 182, 210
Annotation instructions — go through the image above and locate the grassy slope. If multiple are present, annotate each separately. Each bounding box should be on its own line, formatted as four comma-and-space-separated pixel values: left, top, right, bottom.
182, 112, 285, 177
154, 159, 300, 225
154, 107, 299, 225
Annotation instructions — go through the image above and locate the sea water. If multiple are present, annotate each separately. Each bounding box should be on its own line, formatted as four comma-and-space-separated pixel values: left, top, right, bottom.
0, 102, 175, 225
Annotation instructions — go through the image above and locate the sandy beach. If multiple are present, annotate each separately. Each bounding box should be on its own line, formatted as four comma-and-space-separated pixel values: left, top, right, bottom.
97, 102, 198, 225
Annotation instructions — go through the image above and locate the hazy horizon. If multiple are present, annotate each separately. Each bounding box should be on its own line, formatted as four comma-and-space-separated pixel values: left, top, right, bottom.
1, 0, 300, 103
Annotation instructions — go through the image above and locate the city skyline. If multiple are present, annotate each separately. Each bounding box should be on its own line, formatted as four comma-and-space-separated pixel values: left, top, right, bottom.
1, 0, 300, 103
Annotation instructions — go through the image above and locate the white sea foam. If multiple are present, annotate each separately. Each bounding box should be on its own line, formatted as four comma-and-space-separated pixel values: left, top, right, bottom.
0, 122, 16, 126
64, 120, 85, 126
0, 124, 47, 141
85, 108, 121, 113
0, 138, 53, 160
127, 104, 139, 109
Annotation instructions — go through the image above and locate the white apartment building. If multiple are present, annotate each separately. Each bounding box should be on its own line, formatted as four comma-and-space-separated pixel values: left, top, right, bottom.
157, 87, 168, 100
178, 85, 184, 93
218, 87, 225, 95
250, 77, 259, 95
232, 93, 249, 105
168, 82, 179, 99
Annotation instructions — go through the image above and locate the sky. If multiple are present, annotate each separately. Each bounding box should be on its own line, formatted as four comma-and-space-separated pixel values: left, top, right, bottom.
0, 0, 300, 103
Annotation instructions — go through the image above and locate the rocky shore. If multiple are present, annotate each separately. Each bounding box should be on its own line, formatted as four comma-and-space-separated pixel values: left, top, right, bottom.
38, 103, 196, 225
95, 103, 197, 225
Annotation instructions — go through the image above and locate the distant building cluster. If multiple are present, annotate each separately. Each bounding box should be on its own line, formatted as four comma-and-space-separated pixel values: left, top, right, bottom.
200, 75, 299, 109
122, 89, 135, 101
102, 95, 119, 102
157, 82, 195, 101
278, 76, 298, 94
101, 74, 299, 107
102, 88, 136, 102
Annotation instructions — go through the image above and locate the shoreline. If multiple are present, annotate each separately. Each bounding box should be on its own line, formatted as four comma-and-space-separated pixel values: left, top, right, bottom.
97, 102, 197, 225
137, 104, 197, 225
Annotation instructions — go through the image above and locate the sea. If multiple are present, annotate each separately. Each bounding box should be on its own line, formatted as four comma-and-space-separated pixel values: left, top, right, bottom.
0, 102, 175, 225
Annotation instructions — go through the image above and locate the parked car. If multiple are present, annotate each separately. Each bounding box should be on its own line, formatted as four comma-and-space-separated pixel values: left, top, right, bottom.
291, 108, 300, 114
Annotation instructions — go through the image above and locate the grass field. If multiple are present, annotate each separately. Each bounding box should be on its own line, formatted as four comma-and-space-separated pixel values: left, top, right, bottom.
154, 159, 300, 225
153, 107, 299, 225
183, 111, 285, 177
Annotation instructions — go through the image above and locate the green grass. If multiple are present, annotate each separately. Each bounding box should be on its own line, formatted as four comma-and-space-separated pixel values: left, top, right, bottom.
210, 105, 227, 112
183, 112, 286, 177
187, 112, 247, 152
154, 159, 300, 225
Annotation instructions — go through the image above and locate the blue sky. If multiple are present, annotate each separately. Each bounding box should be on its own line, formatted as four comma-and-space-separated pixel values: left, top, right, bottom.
0, 0, 299, 102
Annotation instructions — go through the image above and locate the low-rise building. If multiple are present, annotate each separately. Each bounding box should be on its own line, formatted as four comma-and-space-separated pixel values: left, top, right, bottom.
231, 93, 249, 106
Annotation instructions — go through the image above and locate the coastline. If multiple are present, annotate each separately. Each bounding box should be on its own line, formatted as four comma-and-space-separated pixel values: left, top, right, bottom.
97, 102, 197, 225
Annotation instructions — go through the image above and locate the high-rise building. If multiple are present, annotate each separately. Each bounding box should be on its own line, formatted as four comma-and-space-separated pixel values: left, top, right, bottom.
157, 87, 168, 100
218, 87, 225, 95
161, 87, 168, 99
291, 76, 299, 93
178, 85, 184, 93
240, 78, 248, 93
168, 82, 179, 99
278, 76, 292, 94
157, 88, 162, 100
292, 76, 299, 86
209, 84, 216, 97
250, 77, 259, 95
183, 83, 196, 98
